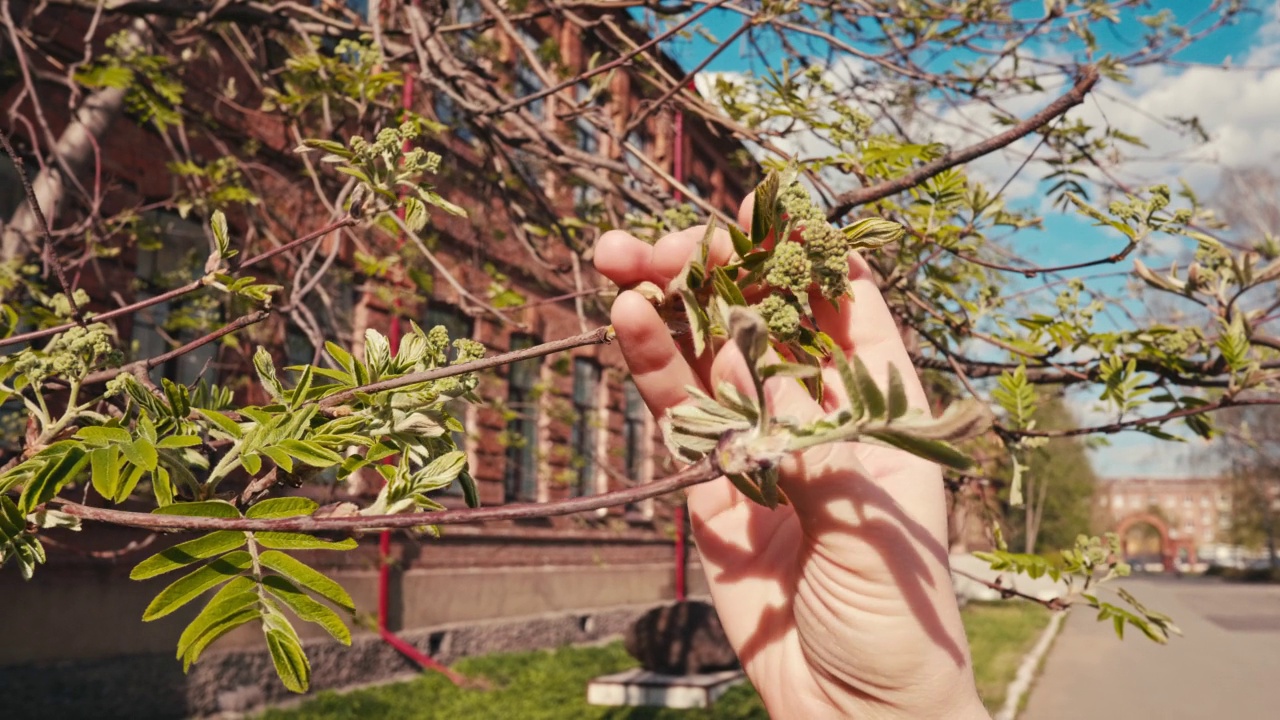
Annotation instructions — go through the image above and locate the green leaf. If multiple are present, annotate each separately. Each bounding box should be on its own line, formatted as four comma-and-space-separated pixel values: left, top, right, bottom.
729, 223, 752, 258
863, 428, 972, 470
459, 467, 480, 509
289, 366, 316, 407
852, 356, 885, 420
403, 196, 428, 232
182, 607, 260, 672
254, 533, 357, 551
141, 551, 253, 621
413, 451, 467, 492
263, 576, 352, 645
265, 624, 311, 693
242, 452, 263, 475
128, 438, 159, 472
19, 447, 88, 513
157, 435, 202, 449
711, 265, 747, 307
324, 342, 355, 376
175, 576, 257, 661
210, 211, 230, 259
76, 426, 132, 446
152, 466, 174, 507
154, 500, 242, 518
725, 472, 768, 506
759, 362, 819, 380
258, 550, 354, 611
751, 171, 780, 246
254, 347, 285, 401
131, 531, 248, 580
162, 379, 192, 418
886, 365, 909, 420
278, 439, 343, 467
114, 464, 147, 503
196, 408, 243, 438
246, 497, 319, 519
89, 446, 120, 501
831, 347, 865, 420
261, 446, 294, 473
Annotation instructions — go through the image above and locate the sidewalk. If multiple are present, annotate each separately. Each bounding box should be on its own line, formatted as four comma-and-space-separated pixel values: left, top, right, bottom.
1021, 576, 1280, 719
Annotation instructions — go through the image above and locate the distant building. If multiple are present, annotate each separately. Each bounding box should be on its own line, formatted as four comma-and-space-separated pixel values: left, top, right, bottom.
1096, 477, 1229, 564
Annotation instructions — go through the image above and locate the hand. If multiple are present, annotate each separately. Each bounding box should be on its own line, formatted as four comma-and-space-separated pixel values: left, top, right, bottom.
595, 197, 987, 719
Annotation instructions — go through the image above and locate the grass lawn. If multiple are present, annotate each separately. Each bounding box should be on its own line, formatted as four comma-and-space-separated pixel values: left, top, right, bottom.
962, 601, 1054, 713
260, 602, 1051, 719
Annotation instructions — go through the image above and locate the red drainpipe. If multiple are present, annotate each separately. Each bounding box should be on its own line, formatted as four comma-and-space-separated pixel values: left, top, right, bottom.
372, 67, 463, 685
672, 95, 689, 602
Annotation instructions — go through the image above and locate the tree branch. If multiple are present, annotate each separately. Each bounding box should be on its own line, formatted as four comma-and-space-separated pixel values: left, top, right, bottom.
0, 127, 85, 322
57, 458, 719, 532
317, 325, 615, 410
0, 217, 353, 350
827, 66, 1100, 220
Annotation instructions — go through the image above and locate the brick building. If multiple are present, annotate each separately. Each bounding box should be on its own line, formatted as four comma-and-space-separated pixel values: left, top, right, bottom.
0, 2, 755, 715
1096, 477, 1229, 563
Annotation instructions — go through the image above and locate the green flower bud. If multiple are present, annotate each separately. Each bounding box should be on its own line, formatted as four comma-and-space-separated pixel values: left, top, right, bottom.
765, 241, 813, 296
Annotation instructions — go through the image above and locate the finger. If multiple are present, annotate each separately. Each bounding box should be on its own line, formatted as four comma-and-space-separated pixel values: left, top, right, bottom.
810, 254, 929, 412
737, 193, 754, 232
649, 223, 736, 287
610, 290, 703, 419
594, 230, 656, 288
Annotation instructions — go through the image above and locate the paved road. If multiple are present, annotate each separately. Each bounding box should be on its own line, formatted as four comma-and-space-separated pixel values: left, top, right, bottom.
1023, 575, 1280, 719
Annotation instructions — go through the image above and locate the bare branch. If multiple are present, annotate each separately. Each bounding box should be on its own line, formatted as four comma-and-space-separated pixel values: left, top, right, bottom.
57, 458, 719, 532
828, 66, 1101, 220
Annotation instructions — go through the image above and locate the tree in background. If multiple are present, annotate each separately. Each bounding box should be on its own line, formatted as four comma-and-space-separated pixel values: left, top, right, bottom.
1, 0, 1266, 689
1005, 395, 1099, 554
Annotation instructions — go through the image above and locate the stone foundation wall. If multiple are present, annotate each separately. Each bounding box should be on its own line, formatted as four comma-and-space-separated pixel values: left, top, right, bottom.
1, 556, 710, 719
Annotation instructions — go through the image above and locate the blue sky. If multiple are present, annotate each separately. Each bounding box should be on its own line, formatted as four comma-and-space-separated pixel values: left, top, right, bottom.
645, 1, 1280, 478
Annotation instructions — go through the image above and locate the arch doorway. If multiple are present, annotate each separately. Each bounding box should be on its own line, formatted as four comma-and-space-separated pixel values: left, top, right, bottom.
1114, 513, 1193, 572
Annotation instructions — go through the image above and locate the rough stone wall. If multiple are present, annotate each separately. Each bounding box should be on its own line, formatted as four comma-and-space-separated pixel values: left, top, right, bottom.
1, 600, 711, 719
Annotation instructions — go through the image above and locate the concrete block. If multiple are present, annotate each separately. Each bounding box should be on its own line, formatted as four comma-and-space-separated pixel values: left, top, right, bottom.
587, 668, 745, 709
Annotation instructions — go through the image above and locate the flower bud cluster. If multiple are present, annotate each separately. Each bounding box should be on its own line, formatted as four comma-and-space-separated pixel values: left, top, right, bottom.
758, 183, 850, 310
12, 323, 118, 383
753, 294, 801, 339
764, 240, 813, 296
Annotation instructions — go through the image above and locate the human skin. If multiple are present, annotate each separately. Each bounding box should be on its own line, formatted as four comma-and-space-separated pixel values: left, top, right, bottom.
594, 196, 989, 719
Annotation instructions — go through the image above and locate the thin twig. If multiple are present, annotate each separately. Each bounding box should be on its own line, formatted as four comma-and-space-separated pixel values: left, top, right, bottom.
57, 459, 719, 532
0, 127, 84, 322
317, 326, 615, 409
828, 66, 1100, 220
0, 218, 352, 350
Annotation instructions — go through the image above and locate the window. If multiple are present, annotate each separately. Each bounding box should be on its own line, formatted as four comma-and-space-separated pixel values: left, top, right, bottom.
570, 358, 600, 497
453, 0, 482, 25
424, 304, 474, 495
0, 154, 24, 220
434, 94, 476, 143
0, 155, 28, 458
132, 214, 218, 386
513, 31, 545, 120
685, 176, 708, 201
504, 334, 540, 501
622, 379, 649, 515
285, 283, 354, 368
1114, 496, 1124, 509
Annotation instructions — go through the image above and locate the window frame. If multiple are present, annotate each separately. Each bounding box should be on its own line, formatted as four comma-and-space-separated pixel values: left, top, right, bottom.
504, 334, 541, 502
569, 358, 601, 497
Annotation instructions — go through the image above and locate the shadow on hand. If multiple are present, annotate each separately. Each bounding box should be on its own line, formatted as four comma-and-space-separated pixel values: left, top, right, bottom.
691, 452, 965, 674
